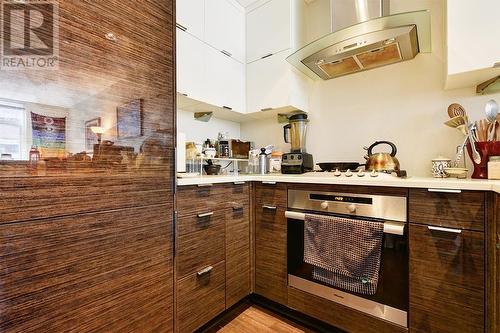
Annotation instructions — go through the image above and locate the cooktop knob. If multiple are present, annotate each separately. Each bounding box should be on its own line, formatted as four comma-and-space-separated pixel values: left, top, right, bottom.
348, 204, 357, 213
320, 201, 329, 210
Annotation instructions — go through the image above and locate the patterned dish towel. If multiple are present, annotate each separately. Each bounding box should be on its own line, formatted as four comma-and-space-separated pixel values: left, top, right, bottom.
303, 214, 384, 295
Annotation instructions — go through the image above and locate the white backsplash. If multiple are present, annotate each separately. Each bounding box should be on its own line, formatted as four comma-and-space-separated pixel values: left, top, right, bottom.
240, 0, 500, 177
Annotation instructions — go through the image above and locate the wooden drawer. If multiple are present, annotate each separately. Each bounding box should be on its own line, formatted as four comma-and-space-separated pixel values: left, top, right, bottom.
176, 213, 225, 278
226, 204, 251, 308
254, 181, 287, 208
409, 189, 485, 231
255, 205, 287, 305
176, 261, 225, 333
409, 224, 484, 333
288, 287, 406, 333
176, 209, 225, 237
177, 182, 249, 217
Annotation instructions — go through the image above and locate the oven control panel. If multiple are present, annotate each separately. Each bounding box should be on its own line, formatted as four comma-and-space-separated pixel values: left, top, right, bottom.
288, 190, 407, 222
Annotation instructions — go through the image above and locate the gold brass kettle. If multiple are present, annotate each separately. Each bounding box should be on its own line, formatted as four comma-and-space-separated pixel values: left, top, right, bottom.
364, 141, 400, 172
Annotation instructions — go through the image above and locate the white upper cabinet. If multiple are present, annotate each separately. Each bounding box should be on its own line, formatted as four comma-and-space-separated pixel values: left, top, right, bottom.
247, 49, 309, 114
246, 0, 291, 63
445, 0, 500, 89
176, 0, 204, 40
205, 45, 245, 112
205, 0, 245, 63
176, 28, 206, 101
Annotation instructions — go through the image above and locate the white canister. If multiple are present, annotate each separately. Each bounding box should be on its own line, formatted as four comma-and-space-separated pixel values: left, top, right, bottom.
431, 157, 452, 178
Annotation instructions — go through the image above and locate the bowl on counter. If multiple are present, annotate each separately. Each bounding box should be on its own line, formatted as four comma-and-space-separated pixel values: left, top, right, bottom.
203, 163, 221, 175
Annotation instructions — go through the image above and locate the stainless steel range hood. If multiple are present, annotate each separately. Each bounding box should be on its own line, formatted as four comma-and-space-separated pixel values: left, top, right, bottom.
287, 1, 431, 80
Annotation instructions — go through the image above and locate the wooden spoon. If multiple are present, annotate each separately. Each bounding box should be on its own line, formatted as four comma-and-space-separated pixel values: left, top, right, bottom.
447, 103, 466, 118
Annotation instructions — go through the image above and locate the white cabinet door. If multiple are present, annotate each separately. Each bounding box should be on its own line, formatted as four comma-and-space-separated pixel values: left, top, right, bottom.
246, 0, 291, 63
246, 49, 309, 113
205, 0, 245, 63
447, 0, 500, 75
176, 28, 206, 101
205, 45, 245, 113
176, 0, 204, 40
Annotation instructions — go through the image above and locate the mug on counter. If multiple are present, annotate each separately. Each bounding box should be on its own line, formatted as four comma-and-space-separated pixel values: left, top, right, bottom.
431, 157, 452, 178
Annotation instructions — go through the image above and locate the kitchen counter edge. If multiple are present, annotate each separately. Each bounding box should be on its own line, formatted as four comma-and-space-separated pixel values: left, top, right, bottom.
177, 174, 500, 193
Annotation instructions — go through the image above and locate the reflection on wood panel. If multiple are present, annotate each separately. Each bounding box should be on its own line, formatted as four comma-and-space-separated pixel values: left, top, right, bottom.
0, 0, 175, 177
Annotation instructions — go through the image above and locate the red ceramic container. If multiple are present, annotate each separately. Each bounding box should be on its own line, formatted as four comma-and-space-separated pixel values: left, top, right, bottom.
466, 141, 500, 179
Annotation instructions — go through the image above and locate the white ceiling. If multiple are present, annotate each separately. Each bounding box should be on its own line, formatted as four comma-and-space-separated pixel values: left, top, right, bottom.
235, 0, 259, 7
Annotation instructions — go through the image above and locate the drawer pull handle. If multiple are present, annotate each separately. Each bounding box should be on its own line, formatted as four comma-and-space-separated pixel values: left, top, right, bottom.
261, 53, 273, 59
428, 188, 462, 194
233, 181, 246, 185
197, 212, 214, 218
176, 23, 187, 31
262, 181, 277, 185
197, 183, 213, 187
428, 226, 462, 234
263, 205, 277, 210
221, 50, 232, 57
197, 266, 213, 276
232, 206, 244, 211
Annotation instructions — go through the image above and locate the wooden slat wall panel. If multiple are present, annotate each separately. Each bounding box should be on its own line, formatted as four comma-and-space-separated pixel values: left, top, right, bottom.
0, 205, 173, 332
0, 0, 176, 331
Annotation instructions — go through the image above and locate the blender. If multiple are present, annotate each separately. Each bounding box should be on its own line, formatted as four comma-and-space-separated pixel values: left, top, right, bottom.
281, 113, 314, 174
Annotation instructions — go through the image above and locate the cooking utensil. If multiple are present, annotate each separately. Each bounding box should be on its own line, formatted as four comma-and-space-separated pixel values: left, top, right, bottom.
364, 141, 400, 172
316, 162, 363, 172
447, 103, 466, 118
488, 120, 499, 141
468, 123, 481, 164
476, 119, 489, 142
454, 135, 470, 167
485, 100, 499, 141
444, 116, 468, 135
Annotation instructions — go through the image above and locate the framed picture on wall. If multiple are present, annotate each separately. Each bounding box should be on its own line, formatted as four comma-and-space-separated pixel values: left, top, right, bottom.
116, 99, 143, 139
85, 117, 101, 151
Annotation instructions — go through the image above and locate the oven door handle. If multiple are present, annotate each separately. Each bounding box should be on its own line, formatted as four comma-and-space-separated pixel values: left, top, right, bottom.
285, 211, 405, 236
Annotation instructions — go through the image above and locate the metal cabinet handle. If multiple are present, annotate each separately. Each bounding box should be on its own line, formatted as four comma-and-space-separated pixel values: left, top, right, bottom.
197, 212, 214, 218
197, 183, 213, 187
176, 23, 187, 31
222, 106, 233, 110
428, 226, 462, 234
221, 50, 232, 57
262, 205, 277, 210
233, 181, 246, 185
428, 188, 462, 194
232, 206, 244, 211
261, 53, 273, 59
197, 266, 213, 276
262, 181, 276, 185
261, 107, 273, 112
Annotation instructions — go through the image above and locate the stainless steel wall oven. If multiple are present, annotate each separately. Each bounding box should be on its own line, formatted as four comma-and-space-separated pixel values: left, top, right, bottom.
286, 189, 408, 327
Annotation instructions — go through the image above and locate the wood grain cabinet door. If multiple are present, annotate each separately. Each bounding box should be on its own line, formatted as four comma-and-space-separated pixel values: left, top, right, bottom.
255, 204, 288, 305
409, 224, 485, 333
226, 204, 251, 308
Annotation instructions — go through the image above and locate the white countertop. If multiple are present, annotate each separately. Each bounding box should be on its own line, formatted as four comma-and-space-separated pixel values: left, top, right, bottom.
177, 172, 500, 193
